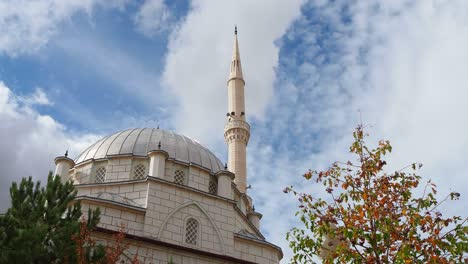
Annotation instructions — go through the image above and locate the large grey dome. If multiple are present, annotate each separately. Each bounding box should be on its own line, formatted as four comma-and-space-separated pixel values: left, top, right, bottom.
75, 128, 224, 173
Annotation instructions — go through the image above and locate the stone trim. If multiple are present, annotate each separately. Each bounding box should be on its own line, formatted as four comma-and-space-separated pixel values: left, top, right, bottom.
74, 158, 95, 167
75, 195, 146, 212
231, 181, 241, 195
157, 201, 226, 254
169, 158, 218, 175
234, 233, 284, 259
248, 211, 263, 219
94, 227, 259, 264
54, 156, 75, 166
215, 170, 235, 180
74, 157, 110, 168
227, 76, 245, 85
147, 149, 169, 158
75, 176, 237, 204
74, 178, 147, 188
233, 206, 265, 240
75, 154, 221, 175
147, 176, 237, 204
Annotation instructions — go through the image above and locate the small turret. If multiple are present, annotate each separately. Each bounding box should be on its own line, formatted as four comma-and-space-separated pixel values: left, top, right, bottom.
54, 150, 75, 183
248, 205, 263, 230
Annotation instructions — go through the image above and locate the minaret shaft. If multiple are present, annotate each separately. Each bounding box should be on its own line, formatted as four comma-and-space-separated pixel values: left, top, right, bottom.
224, 29, 250, 193
228, 79, 245, 121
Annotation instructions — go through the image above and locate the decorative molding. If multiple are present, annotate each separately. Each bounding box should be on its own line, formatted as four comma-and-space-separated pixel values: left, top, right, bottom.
94, 227, 258, 264
157, 201, 226, 254
234, 233, 283, 259
148, 176, 236, 204
233, 206, 264, 240
75, 195, 146, 212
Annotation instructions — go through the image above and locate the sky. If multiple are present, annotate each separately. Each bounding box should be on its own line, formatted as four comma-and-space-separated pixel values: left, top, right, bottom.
1, 0, 468, 262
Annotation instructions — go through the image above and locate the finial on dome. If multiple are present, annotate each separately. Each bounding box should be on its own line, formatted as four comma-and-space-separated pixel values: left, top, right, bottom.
253, 205, 255, 211
158, 141, 161, 149
64, 150, 68, 157
224, 163, 228, 170
234, 25, 237, 35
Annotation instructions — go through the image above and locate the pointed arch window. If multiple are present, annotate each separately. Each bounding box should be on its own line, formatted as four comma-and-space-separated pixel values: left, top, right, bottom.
185, 218, 199, 245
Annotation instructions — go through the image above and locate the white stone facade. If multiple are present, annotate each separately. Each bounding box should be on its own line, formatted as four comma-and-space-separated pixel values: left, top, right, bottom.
68, 157, 281, 263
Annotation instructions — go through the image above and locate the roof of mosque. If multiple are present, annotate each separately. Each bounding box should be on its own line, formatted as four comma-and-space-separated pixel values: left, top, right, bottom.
75, 128, 224, 173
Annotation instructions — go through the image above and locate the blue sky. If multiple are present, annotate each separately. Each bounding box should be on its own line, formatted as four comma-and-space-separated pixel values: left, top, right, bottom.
1, 0, 468, 262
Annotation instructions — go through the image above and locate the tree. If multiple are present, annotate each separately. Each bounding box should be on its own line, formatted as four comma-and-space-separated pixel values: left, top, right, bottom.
0, 173, 102, 263
285, 126, 468, 263
73, 219, 141, 264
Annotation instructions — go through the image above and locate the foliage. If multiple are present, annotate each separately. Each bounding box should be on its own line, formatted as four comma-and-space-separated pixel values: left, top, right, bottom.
73, 220, 141, 264
0, 173, 103, 263
72, 218, 106, 264
285, 126, 468, 263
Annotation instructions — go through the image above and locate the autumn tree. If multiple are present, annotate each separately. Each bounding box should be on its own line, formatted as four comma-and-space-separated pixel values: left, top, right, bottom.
285, 126, 468, 263
73, 219, 141, 264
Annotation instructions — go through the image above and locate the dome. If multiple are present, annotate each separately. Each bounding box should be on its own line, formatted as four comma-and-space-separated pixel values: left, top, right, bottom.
75, 128, 224, 173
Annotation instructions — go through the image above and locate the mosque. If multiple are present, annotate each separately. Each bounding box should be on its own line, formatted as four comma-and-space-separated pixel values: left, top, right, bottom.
53, 28, 283, 263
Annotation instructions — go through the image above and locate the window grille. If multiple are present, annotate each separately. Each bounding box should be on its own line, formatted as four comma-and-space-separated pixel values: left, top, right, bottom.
95, 167, 106, 183
185, 218, 199, 245
209, 175, 218, 195
174, 170, 185, 185
133, 164, 146, 179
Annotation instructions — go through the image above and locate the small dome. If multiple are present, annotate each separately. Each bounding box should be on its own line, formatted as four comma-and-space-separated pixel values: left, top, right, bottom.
75, 128, 224, 173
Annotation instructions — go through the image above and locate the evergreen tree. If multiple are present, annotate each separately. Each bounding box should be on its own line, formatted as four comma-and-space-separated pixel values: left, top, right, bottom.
0, 173, 103, 263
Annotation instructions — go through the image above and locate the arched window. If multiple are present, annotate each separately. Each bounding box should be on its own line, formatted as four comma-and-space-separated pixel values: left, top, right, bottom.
95, 167, 106, 183
185, 218, 199, 245
174, 170, 185, 185
208, 175, 218, 195
133, 164, 146, 179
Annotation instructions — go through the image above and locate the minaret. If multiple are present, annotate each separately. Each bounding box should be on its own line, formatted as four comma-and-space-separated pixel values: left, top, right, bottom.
224, 26, 250, 193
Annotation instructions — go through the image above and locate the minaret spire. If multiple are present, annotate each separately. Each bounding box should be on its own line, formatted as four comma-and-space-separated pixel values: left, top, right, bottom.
230, 26, 243, 80
224, 27, 250, 193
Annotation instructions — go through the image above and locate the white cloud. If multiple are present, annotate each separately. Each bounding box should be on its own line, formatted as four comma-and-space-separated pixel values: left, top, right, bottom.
19, 87, 53, 106
55, 33, 171, 109
134, 0, 174, 37
0, 0, 128, 56
245, 1, 468, 262
0, 81, 100, 211
161, 0, 305, 147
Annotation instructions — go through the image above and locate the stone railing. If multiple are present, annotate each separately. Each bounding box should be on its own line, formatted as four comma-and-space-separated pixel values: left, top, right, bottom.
224, 120, 250, 132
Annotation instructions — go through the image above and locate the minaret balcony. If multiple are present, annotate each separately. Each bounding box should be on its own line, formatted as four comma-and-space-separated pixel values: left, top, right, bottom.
224, 120, 250, 133
224, 120, 251, 145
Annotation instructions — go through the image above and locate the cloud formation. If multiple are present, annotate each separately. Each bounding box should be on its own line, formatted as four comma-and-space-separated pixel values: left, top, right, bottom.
0, 82, 100, 211
134, 0, 174, 37
246, 1, 468, 261
19, 87, 53, 106
161, 0, 304, 147
0, 0, 128, 56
